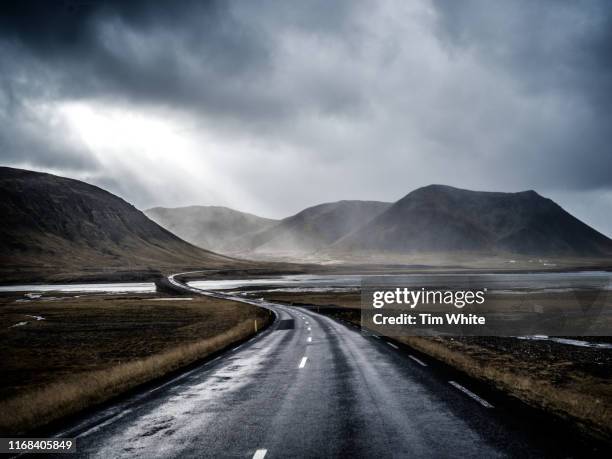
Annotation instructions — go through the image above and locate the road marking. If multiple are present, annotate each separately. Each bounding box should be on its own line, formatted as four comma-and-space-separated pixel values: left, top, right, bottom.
386, 342, 399, 349
409, 355, 427, 367
307, 336, 312, 342
72, 409, 134, 439
307, 327, 311, 331
371, 335, 380, 339
253, 449, 267, 459
299, 356, 308, 368
449, 381, 494, 408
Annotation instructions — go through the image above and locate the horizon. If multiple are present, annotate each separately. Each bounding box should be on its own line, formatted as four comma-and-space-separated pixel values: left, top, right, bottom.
8, 165, 611, 238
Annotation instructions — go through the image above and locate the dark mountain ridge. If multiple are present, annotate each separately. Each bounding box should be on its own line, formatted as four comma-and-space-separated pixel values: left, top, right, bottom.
0, 167, 237, 281
333, 185, 612, 256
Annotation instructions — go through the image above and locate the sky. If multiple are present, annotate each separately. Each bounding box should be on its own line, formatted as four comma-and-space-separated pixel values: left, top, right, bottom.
0, 0, 611, 235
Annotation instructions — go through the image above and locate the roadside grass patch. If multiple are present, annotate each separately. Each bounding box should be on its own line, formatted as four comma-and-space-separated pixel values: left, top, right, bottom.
0, 293, 270, 434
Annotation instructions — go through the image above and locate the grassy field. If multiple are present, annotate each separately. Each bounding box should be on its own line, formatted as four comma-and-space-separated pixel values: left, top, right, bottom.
262, 290, 612, 441
0, 292, 271, 435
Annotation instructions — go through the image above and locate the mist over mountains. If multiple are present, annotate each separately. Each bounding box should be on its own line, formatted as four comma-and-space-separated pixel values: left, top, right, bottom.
155, 185, 612, 261
145, 206, 277, 253
237, 201, 391, 256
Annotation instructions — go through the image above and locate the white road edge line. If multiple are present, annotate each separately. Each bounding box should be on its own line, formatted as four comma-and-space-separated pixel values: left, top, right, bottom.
386, 342, 399, 349
449, 381, 494, 408
409, 355, 427, 367
299, 356, 308, 368
253, 449, 267, 459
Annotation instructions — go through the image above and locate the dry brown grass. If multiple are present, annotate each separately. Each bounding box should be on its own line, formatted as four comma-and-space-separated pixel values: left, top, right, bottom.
0, 293, 271, 434
397, 336, 612, 440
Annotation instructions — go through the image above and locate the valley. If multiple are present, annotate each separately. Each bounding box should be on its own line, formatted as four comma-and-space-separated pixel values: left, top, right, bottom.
0, 166, 610, 454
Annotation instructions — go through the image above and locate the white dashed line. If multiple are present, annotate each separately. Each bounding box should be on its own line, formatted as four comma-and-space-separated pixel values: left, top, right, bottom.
307, 337, 312, 343
449, 381, 494, 408
299, 356, 308, 368
386, 342, 399, 349
253, 449, 267, 459
409, 355, 427, 367
371, 335, 380, 339
307, 327, 311, 331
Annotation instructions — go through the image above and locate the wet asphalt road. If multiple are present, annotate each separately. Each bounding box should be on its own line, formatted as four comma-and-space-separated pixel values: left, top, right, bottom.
46, 277, 599, 458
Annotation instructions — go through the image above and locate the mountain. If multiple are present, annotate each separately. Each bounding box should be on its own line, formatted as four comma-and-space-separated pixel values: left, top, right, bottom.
332, 185, 612, 256
0, 167, 240, 282
240, 200, 391, 256
145, 206, 278, 253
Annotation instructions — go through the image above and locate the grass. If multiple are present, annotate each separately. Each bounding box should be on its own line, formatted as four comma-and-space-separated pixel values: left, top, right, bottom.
263, 290, 612, 441
0, 292, 271, 435
394, 335, 612, 439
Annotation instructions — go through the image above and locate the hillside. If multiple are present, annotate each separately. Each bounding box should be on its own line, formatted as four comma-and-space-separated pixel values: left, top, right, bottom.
145, 206, 277, 252
0, 167, 241, 282
239, 200, 391, 256
332, 185, 612, 256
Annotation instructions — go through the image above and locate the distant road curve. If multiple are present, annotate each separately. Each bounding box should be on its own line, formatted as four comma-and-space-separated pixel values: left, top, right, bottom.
48, 272, 600, 458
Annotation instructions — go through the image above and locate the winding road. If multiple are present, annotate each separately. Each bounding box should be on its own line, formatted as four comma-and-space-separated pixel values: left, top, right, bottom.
48, 273, 599, 458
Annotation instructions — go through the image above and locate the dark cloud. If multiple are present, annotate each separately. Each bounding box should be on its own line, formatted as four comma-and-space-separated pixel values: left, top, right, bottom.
0, 0, 364, 122
431, 0, 612, 190
0, 0, 610, 234
0, 1, 273, 109
432, 0, 612, 99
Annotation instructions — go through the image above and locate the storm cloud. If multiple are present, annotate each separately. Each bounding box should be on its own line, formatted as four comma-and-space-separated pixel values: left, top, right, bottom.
0, 0, 611, 235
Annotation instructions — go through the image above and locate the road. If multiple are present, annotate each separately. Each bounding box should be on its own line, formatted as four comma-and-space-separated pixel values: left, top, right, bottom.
49, 274, 598, 458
